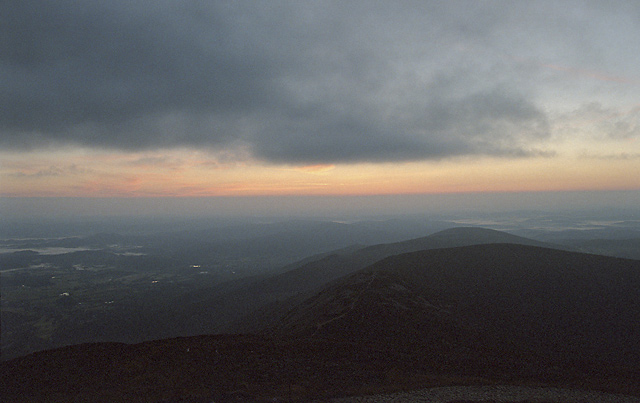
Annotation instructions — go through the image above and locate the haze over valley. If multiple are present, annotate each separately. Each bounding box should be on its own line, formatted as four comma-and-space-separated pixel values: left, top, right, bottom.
3, 209, 640, 401
3, 0, 640, 401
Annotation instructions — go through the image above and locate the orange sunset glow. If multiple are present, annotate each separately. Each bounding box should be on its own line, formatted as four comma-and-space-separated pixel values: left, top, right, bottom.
1, 1, 639, 215
2, 145, 639, 199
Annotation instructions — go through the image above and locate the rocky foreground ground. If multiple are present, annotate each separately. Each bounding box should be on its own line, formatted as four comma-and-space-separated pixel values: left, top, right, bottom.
323, 385, 640, 402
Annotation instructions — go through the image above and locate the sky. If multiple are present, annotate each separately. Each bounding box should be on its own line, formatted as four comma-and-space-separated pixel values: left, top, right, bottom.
1, 1, 639, 217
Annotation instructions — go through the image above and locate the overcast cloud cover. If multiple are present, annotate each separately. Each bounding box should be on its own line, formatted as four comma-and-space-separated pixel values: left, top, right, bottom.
2, 0, 638, 164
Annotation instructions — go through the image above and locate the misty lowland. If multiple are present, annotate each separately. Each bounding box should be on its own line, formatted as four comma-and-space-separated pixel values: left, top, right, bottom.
2, 212, 640, 402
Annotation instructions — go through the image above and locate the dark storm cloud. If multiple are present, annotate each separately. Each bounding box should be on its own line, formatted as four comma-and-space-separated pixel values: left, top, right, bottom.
1, 1, 278, 142
0, 1, 569, 162
253, 84, 551, 164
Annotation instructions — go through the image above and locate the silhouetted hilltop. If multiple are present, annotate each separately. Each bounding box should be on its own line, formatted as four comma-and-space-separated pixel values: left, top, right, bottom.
269, 227, 552, 290
227, 228, 557, 332
271, 243, 640, 367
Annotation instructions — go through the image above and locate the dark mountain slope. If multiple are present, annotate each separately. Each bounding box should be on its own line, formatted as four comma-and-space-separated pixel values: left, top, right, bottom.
271, 243, 640, 367
162, 227, 536, 336
268, 227, 551, 290
4, 244, 640, 402
1, 335, 416, 402
226, 228, 557, 332
558, 237, 640, 260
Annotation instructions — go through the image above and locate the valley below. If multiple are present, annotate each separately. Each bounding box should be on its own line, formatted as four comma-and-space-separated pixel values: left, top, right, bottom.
2, 216, 640, 402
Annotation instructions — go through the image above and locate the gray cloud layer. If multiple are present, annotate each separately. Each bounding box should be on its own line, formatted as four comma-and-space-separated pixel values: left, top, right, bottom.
2, 1, 636, 163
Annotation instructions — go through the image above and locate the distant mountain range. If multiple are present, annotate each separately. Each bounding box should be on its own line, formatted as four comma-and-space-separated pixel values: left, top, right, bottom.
176, 227, 559, 334
3, 227, 640, 401
270, 243, 640, 366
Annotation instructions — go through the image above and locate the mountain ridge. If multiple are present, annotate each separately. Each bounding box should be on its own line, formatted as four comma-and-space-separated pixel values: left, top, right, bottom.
269, 243, 640, 367
4, 242, 640, 402
226, 227, 563, 332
